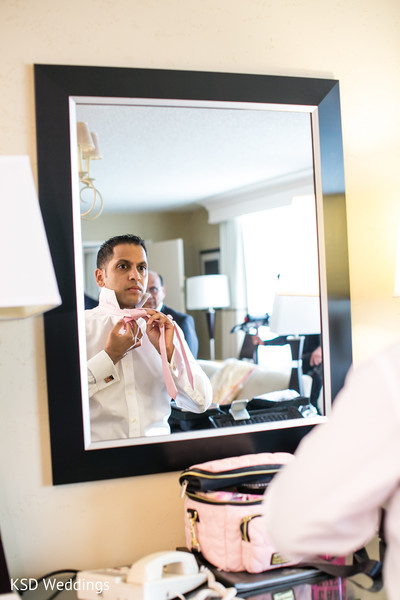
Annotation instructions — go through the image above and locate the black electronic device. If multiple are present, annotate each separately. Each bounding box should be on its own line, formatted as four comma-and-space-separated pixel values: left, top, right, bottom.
209, 406, 303, 428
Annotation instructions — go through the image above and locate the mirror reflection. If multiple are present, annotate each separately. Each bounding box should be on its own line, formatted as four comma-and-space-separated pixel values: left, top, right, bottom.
73, 101, 323, 446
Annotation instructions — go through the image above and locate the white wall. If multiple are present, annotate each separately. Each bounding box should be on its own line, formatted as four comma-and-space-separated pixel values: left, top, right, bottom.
1, 0, 399, 578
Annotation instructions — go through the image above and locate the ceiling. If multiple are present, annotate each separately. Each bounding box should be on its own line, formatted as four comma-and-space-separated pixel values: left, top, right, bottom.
75, 100, 314, 215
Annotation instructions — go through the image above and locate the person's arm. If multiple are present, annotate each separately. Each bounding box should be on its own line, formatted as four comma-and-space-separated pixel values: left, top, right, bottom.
309, 345, 322, 366
87, 318, 142, 396
262, 347, 400, 560
104, 318, 143, 364
87, 350, 120, 396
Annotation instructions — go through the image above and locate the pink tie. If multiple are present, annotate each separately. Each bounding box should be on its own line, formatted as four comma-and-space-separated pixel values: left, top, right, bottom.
100, 302, 194, 400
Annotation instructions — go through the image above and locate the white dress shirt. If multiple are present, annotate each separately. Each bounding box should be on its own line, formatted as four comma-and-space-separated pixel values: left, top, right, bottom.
262, 342, 400, 600
86, 288, 212, 441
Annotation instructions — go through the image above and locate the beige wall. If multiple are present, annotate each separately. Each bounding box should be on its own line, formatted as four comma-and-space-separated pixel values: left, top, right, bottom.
1, 0, 399, 578
81, 206, 219, 278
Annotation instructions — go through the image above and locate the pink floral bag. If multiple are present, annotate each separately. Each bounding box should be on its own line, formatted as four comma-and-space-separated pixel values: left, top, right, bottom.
179, 452, 297, 574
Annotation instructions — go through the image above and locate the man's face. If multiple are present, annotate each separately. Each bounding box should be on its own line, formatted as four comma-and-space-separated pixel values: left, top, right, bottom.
95, 243, 148, 309
144, 271, 166, 309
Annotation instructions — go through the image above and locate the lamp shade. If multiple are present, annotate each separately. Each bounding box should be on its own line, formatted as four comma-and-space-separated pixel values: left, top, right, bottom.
269, 294, 321, 336
77, 122, 94, 152
82, 131, 102, 160
186, 274, 230, 310
0, 156, 61, 319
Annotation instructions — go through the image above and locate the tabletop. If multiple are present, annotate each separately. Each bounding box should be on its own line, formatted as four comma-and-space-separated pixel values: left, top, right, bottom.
10, 565, 387, 600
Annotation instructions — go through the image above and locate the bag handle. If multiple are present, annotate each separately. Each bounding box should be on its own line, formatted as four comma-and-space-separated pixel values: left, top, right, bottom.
299, 548, 382, 592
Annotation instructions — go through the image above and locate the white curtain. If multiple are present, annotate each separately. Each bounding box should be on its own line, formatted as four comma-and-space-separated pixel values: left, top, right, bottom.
219, 218, 248, 359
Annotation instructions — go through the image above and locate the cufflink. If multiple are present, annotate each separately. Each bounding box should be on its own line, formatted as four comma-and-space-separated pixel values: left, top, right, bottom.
104, 375, 114, 383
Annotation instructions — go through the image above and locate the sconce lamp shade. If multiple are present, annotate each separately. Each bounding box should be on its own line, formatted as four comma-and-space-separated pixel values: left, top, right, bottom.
269, 294, 321, 336
77, 122, 95, 152
186, 275, 230, 310
0, 156, 61, 319
82, 131, 102, 160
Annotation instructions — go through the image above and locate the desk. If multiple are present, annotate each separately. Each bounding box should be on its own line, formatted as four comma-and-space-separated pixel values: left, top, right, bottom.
189, 563, 386, 600
189, 547, 385, 599
235, 575, 387, 599
12, 571, 386, 600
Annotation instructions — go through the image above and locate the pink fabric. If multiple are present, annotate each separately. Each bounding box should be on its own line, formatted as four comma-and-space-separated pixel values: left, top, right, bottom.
99, 301, 194, 400
262, 343, 400, 600
184, 495, 300, 573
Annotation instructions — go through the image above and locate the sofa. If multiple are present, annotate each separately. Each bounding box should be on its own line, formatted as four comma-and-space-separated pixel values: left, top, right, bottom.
198, 341, 314, 405
198, 358, 291, 403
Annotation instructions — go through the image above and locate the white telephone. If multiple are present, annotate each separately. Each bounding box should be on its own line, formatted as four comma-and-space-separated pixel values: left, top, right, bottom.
76, 551, 208, 600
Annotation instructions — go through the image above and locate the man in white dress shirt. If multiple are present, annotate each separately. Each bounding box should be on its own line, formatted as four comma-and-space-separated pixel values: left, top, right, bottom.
262, 342, 400, 599
85, 234, 212, 442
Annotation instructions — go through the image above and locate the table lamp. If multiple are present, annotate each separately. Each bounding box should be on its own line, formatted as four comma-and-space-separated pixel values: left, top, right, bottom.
186, 274, 230, 360
0, 156, 61, 592
269, 293, 321, 398
0, 156, 61, 319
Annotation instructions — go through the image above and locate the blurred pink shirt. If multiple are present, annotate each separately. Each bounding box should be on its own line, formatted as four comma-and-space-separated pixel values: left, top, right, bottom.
263, 343, 400, 600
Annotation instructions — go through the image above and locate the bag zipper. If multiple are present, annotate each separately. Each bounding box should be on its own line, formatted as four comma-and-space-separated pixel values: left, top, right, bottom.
186, 490, 263, 506
180, 464, 283, 493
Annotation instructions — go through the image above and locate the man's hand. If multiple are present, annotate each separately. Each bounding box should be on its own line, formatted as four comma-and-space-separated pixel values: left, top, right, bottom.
105, 319, 143, 364
251, 334, 264, 346
310, 345, 322, 367
145, 309, 175, 362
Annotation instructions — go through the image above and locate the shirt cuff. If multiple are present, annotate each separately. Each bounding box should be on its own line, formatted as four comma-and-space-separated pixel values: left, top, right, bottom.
88, 350, 120, 392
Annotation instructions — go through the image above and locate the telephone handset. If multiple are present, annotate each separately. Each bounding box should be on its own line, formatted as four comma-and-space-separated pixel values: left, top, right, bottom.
76, 550, 208, 600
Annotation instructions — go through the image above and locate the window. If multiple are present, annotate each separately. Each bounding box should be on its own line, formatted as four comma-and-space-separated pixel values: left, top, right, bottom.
240, 196, 319, 317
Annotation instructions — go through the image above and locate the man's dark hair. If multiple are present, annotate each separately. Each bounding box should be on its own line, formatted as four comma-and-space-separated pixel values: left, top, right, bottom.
97, 234, 147, 269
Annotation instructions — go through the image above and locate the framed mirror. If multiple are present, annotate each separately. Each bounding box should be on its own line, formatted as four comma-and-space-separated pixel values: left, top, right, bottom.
34, 64, 352, 485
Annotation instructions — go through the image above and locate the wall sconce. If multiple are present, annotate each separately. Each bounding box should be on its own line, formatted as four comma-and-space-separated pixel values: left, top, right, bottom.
77, 121, 103, 220
0, 156, 61, 319
186, 274, 230, 360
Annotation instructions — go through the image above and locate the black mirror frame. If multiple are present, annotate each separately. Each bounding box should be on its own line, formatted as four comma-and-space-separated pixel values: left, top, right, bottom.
34, 64, 352, 485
